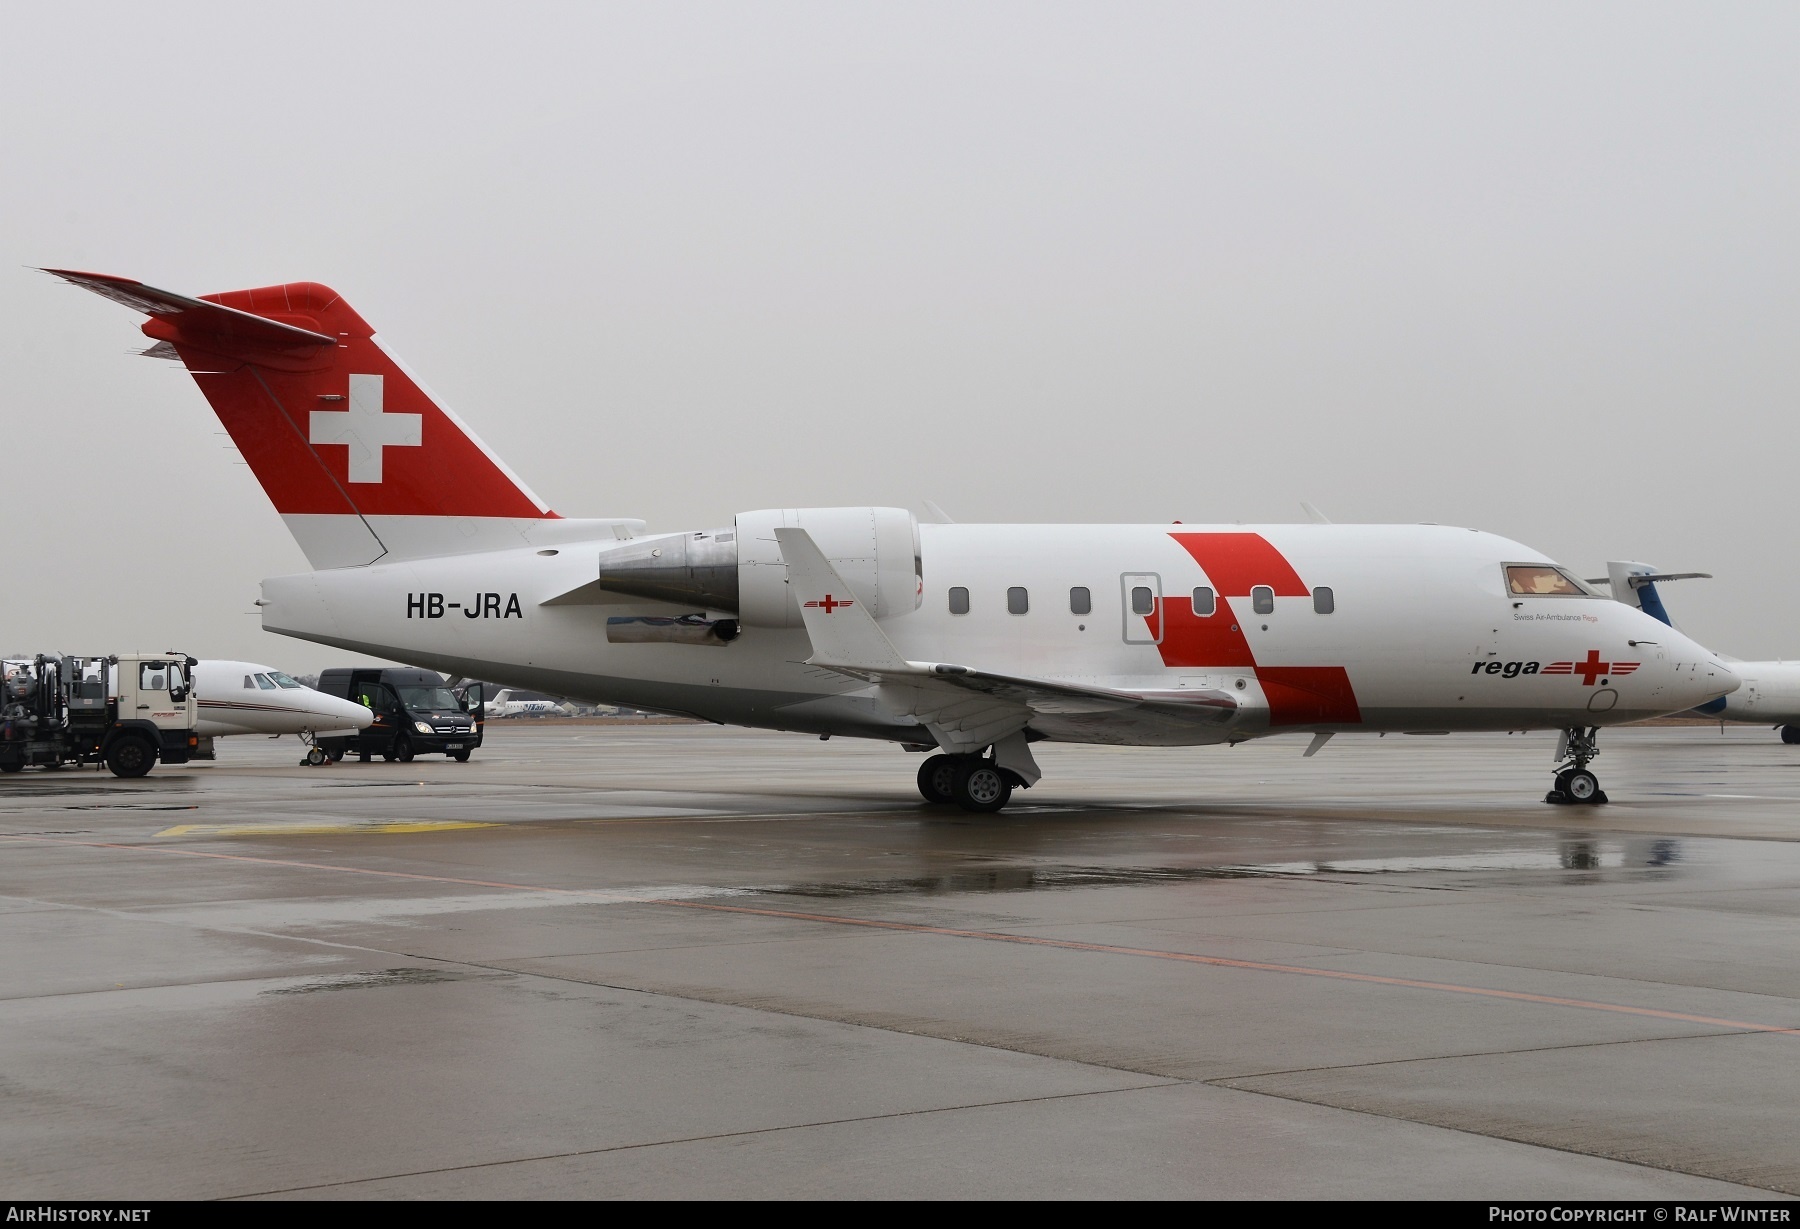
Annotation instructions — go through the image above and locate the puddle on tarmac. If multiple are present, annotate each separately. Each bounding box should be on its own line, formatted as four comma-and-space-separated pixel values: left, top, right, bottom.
760, 839, 1686, 899
65, 804, 199, 812
262, 967, 477, 996
1243, 838, 1684, 876
764, 865, 1273, 898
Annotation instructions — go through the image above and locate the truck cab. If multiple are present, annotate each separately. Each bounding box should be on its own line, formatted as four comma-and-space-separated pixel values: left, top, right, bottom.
316, 667, 482, 762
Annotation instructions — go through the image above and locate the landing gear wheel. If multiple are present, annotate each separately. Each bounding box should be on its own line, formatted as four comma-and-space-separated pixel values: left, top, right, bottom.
1564, 769, 1601, 803
393, 735, 415, 764
451, 750, 471, 762
305, 746, 328, 766
1545, 726, 1607, 805
105, 737, 155, 779
916, 755, 958, 804
952, 759, 1013, 813
1783, 726, 1800, 745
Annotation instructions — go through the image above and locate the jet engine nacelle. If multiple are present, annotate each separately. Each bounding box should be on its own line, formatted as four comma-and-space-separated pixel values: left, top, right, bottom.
596, 507, 922, 629
736, 507, 921, 628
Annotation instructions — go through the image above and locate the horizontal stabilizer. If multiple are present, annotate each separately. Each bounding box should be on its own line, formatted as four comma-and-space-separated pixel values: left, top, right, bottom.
45, 269, 338, 352
1592, 561, 1712, 629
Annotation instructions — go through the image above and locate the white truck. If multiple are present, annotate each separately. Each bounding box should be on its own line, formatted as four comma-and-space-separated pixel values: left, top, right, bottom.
0, 654, 202, 777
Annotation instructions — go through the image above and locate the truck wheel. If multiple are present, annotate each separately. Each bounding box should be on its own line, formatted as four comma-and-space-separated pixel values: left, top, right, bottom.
106, 737, 156, 779
393, 735, 415, 763
451, 750, 471, 762
0, 762, 22, 774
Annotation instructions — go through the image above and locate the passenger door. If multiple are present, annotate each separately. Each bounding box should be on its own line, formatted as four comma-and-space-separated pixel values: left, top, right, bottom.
1121, 573, 1163, 644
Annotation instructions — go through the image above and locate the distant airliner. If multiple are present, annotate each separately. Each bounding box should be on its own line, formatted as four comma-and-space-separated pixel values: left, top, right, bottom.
52, 270, 1738, 808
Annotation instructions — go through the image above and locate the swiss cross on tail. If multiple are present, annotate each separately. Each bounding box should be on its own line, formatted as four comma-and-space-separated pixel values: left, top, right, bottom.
804, 595, 854, 613
40, 270, 555, 522
308, 375, 421, 483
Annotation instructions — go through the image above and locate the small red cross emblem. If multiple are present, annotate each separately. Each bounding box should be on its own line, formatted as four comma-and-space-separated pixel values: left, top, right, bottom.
1572, 650, 1610, 686
804, 594, 853, 613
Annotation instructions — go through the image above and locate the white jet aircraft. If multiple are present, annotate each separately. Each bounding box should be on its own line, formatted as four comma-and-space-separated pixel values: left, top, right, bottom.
481, 689, 569, 719
51, 270, 1738, 809
193, 660, 374, 761
1596, 562, 1800, 744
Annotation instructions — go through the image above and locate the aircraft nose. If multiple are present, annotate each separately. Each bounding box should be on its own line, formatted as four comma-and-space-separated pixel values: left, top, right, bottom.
322, 694, 376, 729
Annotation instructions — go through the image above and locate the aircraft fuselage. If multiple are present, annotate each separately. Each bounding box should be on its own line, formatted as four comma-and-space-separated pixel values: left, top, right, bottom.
262, 522, 1731, 746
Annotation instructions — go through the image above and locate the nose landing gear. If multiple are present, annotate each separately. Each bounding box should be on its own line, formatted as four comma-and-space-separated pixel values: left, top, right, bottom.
1546, 726, 1608, 805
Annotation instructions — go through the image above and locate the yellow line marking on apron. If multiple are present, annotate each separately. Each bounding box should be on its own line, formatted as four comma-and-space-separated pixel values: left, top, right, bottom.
155, 821, 498, 838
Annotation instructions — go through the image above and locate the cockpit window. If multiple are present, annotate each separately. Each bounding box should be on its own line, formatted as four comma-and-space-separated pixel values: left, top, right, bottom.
255, 673, 277, 690
1506, 565, 1590, 597
269, 672, 303, 689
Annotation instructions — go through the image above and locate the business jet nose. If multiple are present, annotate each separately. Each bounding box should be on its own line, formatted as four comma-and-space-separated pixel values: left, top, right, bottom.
316, 691, 376, 730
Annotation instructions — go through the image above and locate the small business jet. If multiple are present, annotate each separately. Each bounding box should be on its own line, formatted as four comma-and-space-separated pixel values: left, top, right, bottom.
52, 270, 1739, 808
194, 660, 374, 762
1596, 562, 1800, 744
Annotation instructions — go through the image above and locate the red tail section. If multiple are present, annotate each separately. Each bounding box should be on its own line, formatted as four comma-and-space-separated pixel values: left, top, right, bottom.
49, 271, 554, 522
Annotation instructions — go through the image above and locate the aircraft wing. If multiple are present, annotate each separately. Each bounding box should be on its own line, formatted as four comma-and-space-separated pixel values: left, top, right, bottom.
773, 528, 1237, 753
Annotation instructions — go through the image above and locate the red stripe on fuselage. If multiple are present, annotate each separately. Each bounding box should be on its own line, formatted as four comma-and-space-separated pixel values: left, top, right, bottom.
1257, 666, 1362, 725
1154, 532, 1360, 727
1169, 532, 1309, 597
1156, 593, 1256, 668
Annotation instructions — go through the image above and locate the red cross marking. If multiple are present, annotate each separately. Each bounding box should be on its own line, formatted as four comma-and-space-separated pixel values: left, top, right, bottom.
807, 594, 852, 613
1572, 650, 1610, 686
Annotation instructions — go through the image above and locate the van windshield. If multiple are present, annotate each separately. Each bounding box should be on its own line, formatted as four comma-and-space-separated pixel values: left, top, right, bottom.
397, 686, 461, 710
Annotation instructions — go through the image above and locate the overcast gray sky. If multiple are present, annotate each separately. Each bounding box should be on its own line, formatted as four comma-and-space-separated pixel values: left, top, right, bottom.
3, 2, 1796, 671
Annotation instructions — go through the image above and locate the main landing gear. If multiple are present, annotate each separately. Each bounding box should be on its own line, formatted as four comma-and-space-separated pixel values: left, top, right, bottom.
1546, 726, 1608, 806
916, 752, 1027, 814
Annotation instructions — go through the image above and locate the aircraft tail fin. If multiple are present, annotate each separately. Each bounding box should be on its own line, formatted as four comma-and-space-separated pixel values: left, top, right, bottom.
47, 269, 640, 568
1591, 561, 1713, 629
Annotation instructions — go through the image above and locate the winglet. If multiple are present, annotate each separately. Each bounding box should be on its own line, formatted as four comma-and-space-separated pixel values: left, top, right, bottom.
773, 528, 911, 673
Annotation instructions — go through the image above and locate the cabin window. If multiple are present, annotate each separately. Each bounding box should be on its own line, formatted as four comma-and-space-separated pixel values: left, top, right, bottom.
1069, 586, 1091, 615
948, 586, 970, 615
1505, 565, 1588, 596
139, 664, 168, 691
1313, 586, 1335, 614
256, 674, 278, 690
1130, 586, 1154, 616
1192, 586, 1216, 617
1251, 586, 1274, 615
1007, 587, 1029, 615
